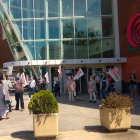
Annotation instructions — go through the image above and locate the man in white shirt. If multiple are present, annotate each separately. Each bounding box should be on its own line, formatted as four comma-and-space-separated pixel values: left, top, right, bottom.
93, 72, 100, 99
28, 76, 36, 99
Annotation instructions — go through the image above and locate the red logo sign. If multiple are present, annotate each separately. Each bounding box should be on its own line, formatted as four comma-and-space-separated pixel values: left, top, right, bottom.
127, 13, 140, 48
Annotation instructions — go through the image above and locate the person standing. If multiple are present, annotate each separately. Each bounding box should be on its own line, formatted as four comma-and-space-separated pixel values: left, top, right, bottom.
88, 76, 96, 103
107, 74, 114, 93
14, 73, 25, 111
100, 72, 109, 99
0, 74, 10, 120
129, 73, 138, 100
28, 76, 36, 99
38, 75, 46, 90
66, 75, 74, 103
54, 78, 61, 99
93, 72, 100, 99
75, 78, 80, 98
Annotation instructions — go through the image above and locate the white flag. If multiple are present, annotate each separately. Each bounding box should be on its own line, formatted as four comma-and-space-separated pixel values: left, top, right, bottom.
70, 81, 76, 92
58, 65, 62, 77
108, 67, 120, 82
21, 72, 27, 87
73, 68, 84, 80
45, 72, 49, 83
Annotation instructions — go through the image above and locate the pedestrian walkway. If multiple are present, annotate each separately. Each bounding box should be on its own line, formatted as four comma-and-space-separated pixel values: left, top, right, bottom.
0, 93, 140, 140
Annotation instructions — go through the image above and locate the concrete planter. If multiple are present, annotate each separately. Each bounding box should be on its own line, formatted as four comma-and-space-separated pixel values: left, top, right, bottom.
33, 113, 58, 138
99, 105, 131, 132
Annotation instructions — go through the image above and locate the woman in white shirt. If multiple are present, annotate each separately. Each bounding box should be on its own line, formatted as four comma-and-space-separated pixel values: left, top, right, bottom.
28, 76, 36, 99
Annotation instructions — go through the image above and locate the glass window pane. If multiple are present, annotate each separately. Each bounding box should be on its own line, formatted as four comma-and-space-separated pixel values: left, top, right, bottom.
0, 7, 18, 45
11, 43, 27, 61
48, 0, 60, 17
88, 17, 101, 38
23, 42, 35, 60
102, 39, 114, 58
49, 41, 61, 59
62, 40, 74, 59
22, 0, 33, 18
102, 17, 113, 37
36, 41, 47, 60
2, 0, 9, 15
62, 0, 73, 17
62, 19, 74, 38
35, 0, 46, 18
12, 20, 22, 39
35, 20, 46, 39
75, 39, 88, 59
48, 20, 60, 39
89, 39, 101, 58
87, 0, 100, 16
75, 18, 87, 38
74, 0, 86, 16
10, 0, 21, 19
101, 0, 112, 15
23, 20, 34, 40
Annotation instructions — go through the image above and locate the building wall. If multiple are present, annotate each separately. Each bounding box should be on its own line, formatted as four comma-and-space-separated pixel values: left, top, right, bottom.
118, 0, 140, 84
118, 0, 140, 58
0, 24, 14, 68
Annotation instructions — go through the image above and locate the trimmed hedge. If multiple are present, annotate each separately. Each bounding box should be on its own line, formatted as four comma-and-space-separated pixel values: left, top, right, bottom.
28, 90, 59, 114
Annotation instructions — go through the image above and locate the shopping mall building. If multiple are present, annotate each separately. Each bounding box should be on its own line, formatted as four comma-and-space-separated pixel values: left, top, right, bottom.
0, 0, 139, 93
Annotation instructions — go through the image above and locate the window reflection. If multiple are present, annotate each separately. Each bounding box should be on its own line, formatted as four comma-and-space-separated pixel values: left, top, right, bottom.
75, 39, 88, 59
87, 0, 100, 16
101, 0, 112, 15
102, 17, 113, 37
13, 20, 22, 39
88, 17, 101, 38
48, 0, 60, 17
89, 39, 101, 58
11, 43, 27, 61
23, 0, 33, 18
10, 0, 21, 19
23, 42, 35, 60
63, 19, 74, 38
102, 39, 114, 58
75, 18, 87, 38
74, 0, 86, 16
62, 40, 74, 59
49, 41, 61, 59
48, 20, 60, 39
62, 0, 73, 17
36, 41, 47, 60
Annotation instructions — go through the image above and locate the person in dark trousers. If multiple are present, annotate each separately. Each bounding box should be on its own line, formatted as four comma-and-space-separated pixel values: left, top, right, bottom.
75, 78, 80, 98
93, 72, 100, 99
54, 78, 61, 99
14, 73, 25, 111
107, 73, 114, 93
100, 72, 109, 99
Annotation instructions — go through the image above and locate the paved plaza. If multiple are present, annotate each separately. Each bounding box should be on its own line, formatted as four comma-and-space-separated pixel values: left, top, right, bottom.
0, 93, 140, 140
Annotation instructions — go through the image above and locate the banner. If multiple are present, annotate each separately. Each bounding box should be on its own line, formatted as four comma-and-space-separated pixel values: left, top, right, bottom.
21, 72, 27, 87
58, 65, 62, 77
6, 66, 13, 75
108, 67, 120, 82
73, 68, 84, 80
70, 81, 76, 92
45, 72, 49, 83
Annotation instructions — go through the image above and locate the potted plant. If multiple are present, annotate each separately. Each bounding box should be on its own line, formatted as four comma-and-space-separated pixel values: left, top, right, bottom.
28, 90, 59, 138
99, 93, 134, 132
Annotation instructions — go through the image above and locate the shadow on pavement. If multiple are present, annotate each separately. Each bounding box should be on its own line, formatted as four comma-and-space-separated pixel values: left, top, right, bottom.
84, 125, 108, 133
131, 126, 140, 130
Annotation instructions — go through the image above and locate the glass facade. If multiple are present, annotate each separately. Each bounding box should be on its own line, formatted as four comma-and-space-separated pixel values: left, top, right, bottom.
0, 0, 115, 61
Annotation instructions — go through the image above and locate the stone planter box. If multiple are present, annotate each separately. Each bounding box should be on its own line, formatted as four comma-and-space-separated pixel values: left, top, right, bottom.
33, 113, 58, 138
99, 105, 131, 132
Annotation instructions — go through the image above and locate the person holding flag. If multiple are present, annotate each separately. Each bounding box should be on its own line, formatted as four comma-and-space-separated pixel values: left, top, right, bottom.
66, 75, 74, 103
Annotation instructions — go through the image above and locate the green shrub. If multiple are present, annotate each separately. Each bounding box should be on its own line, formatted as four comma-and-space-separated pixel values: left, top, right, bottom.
28, 90, 59, 114
101, 93, 134, 111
